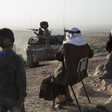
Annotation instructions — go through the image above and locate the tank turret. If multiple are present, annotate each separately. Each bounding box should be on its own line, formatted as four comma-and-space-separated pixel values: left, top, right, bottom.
26, 21, 65, 68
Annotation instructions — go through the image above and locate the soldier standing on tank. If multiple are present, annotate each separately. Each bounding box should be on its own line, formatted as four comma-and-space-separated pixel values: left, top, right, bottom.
39, 21, 51, 46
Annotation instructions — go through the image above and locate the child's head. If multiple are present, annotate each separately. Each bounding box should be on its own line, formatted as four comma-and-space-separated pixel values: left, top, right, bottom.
0, 28, 15, 50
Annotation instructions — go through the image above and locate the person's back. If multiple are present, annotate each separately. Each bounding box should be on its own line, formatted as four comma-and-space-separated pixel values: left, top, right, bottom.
39, 27, 94, 108
64, 43, 93, 85
0, 50, 26, 100
53, 27, 94, 86
0, 28, 26, 112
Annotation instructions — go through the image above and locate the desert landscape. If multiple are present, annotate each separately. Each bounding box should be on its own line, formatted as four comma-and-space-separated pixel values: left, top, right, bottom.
0, 0, 112, 111
23, 35, 112, 112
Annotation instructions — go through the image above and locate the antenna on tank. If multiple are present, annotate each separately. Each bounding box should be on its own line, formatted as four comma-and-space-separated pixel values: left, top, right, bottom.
63, 1, 66, 36
63, 0, 68, 36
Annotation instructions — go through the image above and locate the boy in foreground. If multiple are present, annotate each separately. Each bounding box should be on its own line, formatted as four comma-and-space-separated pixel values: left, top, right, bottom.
0, 28, 27, 112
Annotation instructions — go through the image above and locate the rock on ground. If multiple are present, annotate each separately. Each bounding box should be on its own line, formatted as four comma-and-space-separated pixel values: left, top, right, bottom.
104, 96, 112, 112
94, 64, 104, 76
76, 84, 95, 96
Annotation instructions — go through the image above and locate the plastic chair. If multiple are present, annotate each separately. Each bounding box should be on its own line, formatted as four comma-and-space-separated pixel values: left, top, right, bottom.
53, 57, 91, 112
70, 57, 91, 112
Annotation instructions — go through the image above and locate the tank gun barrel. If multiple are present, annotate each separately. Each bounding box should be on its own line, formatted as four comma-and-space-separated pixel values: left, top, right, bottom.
28, 28, 38, 32
65, 29, 70, 33
65, 29, 80, 34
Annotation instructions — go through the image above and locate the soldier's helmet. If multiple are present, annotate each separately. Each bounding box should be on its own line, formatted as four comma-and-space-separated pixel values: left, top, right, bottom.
40, 21, 49, 30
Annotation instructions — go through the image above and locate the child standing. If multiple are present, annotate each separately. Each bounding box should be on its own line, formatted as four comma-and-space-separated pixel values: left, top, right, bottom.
0, 28, 27, 112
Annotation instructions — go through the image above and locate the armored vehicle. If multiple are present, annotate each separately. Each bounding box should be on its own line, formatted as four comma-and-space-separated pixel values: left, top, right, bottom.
26, 21, 65, 68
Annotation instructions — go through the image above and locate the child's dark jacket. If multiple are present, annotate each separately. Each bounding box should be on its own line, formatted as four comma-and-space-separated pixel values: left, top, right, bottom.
0, 50, 27, 101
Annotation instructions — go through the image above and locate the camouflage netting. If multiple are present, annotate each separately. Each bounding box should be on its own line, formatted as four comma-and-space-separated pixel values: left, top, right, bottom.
28, 35, 65, 45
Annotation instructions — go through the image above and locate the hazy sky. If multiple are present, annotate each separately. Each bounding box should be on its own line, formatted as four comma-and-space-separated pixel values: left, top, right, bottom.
0, 0, 112, 32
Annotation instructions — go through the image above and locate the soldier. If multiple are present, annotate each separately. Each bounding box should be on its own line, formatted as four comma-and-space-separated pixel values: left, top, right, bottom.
39, 21, 51, 46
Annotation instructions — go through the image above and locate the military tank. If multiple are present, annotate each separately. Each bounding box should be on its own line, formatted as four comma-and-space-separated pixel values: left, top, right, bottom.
26, 21, 65, 68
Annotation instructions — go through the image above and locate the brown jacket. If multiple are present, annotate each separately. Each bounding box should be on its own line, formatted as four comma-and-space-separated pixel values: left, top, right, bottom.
53, 43, 94, 86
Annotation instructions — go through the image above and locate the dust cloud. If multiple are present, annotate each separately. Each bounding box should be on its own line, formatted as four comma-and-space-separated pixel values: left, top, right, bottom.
13, 30, 33, 60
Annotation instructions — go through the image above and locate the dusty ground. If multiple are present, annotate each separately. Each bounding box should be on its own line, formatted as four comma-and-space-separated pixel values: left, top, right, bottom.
24, 36, 111, 112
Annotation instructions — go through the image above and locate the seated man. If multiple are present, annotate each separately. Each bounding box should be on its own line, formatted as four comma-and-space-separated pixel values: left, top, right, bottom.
99, 31, 112, 79
52, 27, 94, 107
39, 27, 94, 108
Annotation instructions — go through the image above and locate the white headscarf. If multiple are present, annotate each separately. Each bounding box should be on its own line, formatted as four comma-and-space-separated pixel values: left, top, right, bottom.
63, 27, 87, 46
111, 29, 112, 36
